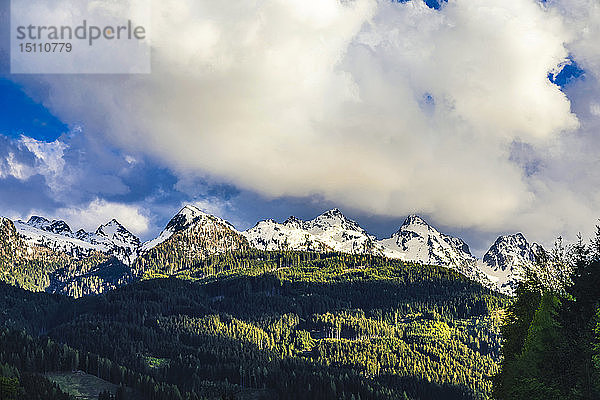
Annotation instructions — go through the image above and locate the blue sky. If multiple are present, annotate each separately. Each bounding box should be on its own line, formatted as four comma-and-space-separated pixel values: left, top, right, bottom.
0, 80, 67, 141
1, 0, 600, 256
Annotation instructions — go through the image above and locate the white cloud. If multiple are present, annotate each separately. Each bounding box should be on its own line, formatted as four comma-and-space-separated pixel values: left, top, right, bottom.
0, 135, 66, 183
20, 135, 66, 175
1, 152, 36, 180
13, 0, 600, 246
55, 198, 150, 235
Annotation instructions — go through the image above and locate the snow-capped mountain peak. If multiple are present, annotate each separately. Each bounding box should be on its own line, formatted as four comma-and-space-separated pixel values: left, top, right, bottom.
309, 208, 364, 233
483, 233, 533, 271
75, 228, 92, 241
401, 214, 429, 228
395, 215, 436, 238
244, 218, 302, 251
13, 215, 141, 265
4, 205, 548, 296
478, 233, 546, 294
283, 216, 304, 229
27, 216, 73, 235
96, 219, 133, 239
378, 214, 482, 281
89, 219, 140, 264
15, 218, 101, 259
96, 218, 121, 231
244, 209, 379, 254
48, 220, 72, 234
95, 219, 140, 250
164, 205, 221, 234
530, 243, 546, 260
320, 208, 344, 219
390, 214, 473, 260
141, 205, 234, 251
27, 216, 51, 228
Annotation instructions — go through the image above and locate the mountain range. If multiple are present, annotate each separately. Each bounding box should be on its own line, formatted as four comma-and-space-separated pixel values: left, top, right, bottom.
15, 216, 140, 264
1, 205, 546, 296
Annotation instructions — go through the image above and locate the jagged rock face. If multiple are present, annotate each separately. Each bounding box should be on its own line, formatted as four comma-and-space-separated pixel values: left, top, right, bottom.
479, 233, 546, 295
530, 243, 547, 261
379, 215, 474, 266
1, 206, 549, 297
134, 205, 250, 277
96, 219, 139, 243
283, 216, 304, 230
14, 217, 140, 265
243, 209, 383, 255
377, 215, 488, 283
483, 233, 536, 272
27, 216, 72, 234
93, 219, 141, 265
444, 235, 472, 256
26, 216, 49, 227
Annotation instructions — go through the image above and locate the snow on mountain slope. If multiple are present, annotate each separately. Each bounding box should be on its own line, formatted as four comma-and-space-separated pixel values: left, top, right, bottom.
5, 205, 549, 295
483, 233, 536, 271
141, 204, 237, 251
242, 218, 320, 251
479, 233, 545, 294
27, 216, 73, 234
244, 211, 495, 285
92, 219, 141, 265
134, 205, 250, 276
14, 216, 140, 264
15, 218, 103, 259
243, 209, 384, 254
139, 207, 550, 294
377, 215, 488, 282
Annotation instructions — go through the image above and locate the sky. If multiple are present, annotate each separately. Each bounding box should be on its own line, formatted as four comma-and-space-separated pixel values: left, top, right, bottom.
1, 0, 600, 256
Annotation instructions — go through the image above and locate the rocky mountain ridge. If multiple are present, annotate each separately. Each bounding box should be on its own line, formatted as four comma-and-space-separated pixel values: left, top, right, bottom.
1, 205, 545, 296
478, 233, 547, 293
244, 208, 383, 255
132, 205, 250, 277
15, 216, 140, 264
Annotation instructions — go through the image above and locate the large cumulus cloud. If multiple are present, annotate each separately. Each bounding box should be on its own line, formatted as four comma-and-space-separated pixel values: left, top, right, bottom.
10, 0, 600, 246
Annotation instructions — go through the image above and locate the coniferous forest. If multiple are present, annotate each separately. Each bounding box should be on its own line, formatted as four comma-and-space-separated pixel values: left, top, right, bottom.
0, 231, 599, 399
0, 250, 506, 400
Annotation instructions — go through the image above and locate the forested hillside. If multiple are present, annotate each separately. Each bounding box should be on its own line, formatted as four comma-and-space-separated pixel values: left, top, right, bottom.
0, 251, 507, 399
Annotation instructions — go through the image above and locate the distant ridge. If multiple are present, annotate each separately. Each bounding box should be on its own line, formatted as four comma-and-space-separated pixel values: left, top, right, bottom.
3, 204, 545, 295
